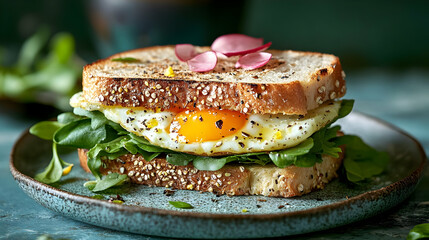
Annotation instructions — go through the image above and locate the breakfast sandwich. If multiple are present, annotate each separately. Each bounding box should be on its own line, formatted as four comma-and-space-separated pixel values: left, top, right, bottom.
30, 34, 388, 197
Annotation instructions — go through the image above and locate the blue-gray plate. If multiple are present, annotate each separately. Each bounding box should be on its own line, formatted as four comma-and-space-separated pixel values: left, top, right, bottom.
10, 112, 427, 239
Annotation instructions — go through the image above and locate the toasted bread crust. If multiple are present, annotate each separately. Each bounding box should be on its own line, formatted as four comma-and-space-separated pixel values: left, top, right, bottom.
78, 148, 344, 197
82, 46, 346, 115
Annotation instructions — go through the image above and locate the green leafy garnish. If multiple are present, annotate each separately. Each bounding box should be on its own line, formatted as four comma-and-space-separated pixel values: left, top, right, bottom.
169, 201, 194, 209
29, 121, 64, 140
34, 143, 73, 184
334, 135, 389, 182
91, 194, 105, 200
111, 57, 139, 63
0, 28, 82, 110
407, 223, 429, 240
30, 99, 389, 189
90, 173, 128, 192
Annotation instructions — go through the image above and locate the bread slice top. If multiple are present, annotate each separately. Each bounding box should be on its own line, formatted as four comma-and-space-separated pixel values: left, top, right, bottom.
82, 46, 346, 115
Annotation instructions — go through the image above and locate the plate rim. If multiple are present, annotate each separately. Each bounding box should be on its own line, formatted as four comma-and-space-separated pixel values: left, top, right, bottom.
9, 112, 428, 221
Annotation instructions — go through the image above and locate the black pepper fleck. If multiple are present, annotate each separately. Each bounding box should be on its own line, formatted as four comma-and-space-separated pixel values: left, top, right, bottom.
215, 120, 223, 129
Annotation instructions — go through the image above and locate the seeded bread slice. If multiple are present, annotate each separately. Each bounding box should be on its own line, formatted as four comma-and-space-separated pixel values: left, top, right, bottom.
82, 46, 346, 115
78, 148, 344, 197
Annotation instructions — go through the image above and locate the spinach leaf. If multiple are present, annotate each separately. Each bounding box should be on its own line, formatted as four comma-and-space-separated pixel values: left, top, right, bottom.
269, 138, 314, 168
129, 133, 169, 152
90, 173, 129, 192
407, 223, 429, 240
169, 201, 194, 209
334, 135, 389, 182
34, 143, 73, 184
111, 57, 139, 63
193, 156, 228, 171
54, 119, 107, 149
166, 153, 196, 166
74, 108, 108, 129
29, 121, 64, 140
57, 112, 84, 124
337, 99, 354, 119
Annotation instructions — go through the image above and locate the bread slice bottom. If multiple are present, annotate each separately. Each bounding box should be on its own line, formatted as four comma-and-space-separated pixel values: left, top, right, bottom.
78, 149, 344, 197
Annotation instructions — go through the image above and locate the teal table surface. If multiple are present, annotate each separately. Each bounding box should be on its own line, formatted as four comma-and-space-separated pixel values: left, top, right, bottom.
1, 69, 428, 240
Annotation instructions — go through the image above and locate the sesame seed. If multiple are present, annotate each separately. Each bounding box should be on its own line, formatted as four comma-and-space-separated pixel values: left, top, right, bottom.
178, 169, 182, 175
119, 167, 125, 174
187, 184, 194, 190
155, 179, 160, 184
128, 171, 135, 177
243, 107, 248, 113
204, 177, 210, 181
239, 166, 245, 172
298, 184, 304, 192
151, 93, 157, 99
316, 96, 323, 104
156, 84, 162, 89
217, 173, 222, 178
330, 92, 336, 99
147, 164, 153, 170
144, 81, 149, 86
208, 187, 213, 192
134, 160, 138, 166
318, 86, 326, 93
225, 173, 231, 177
137, 177, 142, 182
144, 175, 148, 180
335, 80, 340, 88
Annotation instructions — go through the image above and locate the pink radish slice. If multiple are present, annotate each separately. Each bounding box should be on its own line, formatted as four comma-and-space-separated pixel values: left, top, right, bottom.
211, 34, 268, 57
175, 44, 197, 61
236, 52, 272, 70
187, 51, 217, 72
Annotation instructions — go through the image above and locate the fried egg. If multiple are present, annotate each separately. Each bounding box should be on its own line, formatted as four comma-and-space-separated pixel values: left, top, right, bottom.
70, 92, 340, 155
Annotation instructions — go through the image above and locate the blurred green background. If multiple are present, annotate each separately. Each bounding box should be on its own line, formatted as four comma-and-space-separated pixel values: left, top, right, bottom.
2, 0, 429, 68
1, 0, 429, 115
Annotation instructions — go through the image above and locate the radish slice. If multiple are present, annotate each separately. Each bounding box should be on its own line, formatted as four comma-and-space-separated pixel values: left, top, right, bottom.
236, 52, 272, 70
187, 51, 217, 72
175, 44, 197, 61
211, 34, 270, 57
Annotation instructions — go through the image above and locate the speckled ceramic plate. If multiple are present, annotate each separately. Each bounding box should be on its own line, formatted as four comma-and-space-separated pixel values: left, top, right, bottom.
10, 112, 427, 239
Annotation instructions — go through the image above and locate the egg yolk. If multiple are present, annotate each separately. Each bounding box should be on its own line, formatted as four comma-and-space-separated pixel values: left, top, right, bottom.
170, 108, 248, 143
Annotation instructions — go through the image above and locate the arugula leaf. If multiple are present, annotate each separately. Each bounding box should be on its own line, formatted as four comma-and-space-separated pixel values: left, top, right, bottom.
54, 119, 107, 148
407, 223, 429, 240
169, 201, 194, 209
34, 143, 72, 184
334, 135, 389, 182
311, 125, 342, 158
111, 57, 139, 63
29, 121, 64, 140
89, 173, 129, 192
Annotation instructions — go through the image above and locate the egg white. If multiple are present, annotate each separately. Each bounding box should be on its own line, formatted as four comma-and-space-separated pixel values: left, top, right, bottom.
70, 92, 340, 155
